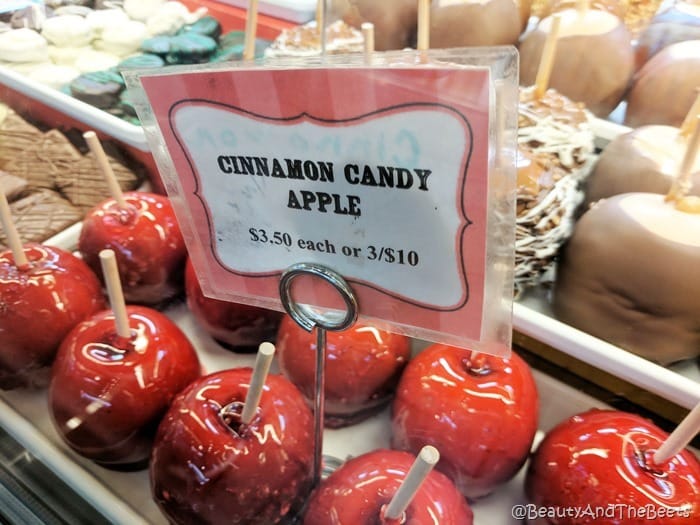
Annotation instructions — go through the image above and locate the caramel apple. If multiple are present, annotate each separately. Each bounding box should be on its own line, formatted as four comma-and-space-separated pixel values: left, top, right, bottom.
429, 0, 522, 48
185, 258, 282, 352
331, 0, 418, 50
526, 409, 700, 524
391, 344, 539, 499
150, 369, 314, 525
0, 243, 105, 389
519, 8, 635, 117
78, 191, 186, 306
304, 449, 474, 524
276, 315, 411, 428
553, 192, 700, 364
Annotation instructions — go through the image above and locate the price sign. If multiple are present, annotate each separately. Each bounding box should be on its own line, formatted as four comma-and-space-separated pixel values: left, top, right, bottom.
130, 52, 516, 354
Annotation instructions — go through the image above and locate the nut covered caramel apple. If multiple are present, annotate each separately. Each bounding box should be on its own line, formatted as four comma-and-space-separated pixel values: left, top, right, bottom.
276, 315, 411, 428
78, 192, 186, 306
0, 243, 105, 389
150, 369, 314, 525
392, 344, 539, 499
185, 258, 282, 352
526, 409, 700, 524
49, 305, 201, 469
303, 449, 474, 525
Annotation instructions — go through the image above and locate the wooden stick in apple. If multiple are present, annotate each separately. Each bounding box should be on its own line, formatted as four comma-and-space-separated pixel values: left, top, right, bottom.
243, 0, 259, 61
0, 192, 28, 268
576, 0, 589, 18
99, 249, 131, 339
666, 116, 700, 204
534, 15, 562, 100
83, 131, 127, 210
653, 401, 700, 464
316, 0, 324, 35
679, 89, 700, 138
240, 342, 276, 424
362, 22, 375, 62
417, 0, 430, 51
384, 445, 440, 521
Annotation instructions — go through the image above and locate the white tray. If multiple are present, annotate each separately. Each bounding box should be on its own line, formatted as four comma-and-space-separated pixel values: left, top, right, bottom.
216, 0, 317, 23
0, 297, 611, 525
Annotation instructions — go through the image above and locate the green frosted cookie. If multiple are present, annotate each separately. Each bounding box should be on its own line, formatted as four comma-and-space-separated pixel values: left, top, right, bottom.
117, 54, 165, 70
69, 70, 124, 109
165, 33, 217, 64
141, 36, 173, 56
179, 16, 222, 41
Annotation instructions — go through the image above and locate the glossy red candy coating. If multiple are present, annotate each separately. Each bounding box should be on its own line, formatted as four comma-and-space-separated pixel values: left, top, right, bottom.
49, 306, 201, 469
184, 258, 282, 351
78, 192, 186, 305
0, 244, 105, 389
391, 344, 539, 499
150, 369, 314, 525
277, 315, 411, 427
303, 449, 474, 525
526, 409, 700, 525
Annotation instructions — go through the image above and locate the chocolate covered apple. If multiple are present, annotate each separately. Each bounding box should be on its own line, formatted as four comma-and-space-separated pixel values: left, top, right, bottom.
185, 257, 282, 351
0, 243, 105, 389
49, 301, 201, 469
392, 344, 539, 499
150, 368, 314, 525
430, 0, 523, 48
304, 449, 474, 524
331, 0, 418, 50
526, 409, 700, 524
276, 315, 411, 428
78, 191, 186, 305
519, 7, 635, 116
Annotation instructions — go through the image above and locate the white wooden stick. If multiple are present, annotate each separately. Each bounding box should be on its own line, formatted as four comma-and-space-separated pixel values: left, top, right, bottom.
667, 116, 700, 203
417, 0, 430, 51
384, 446, 440, 520
241, 342, 276, 424
362, 22, 375, 64
99, 249, 131, 339
243, 0, 259, 61
534, 15, 562, 100
0, 192, 28, 267
679, 89, 700, 138
654, 401, 700, 464
83, 131, 127, 209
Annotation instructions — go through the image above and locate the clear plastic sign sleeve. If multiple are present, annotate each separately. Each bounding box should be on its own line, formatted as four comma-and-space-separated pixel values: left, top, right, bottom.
125, 47, 518, 357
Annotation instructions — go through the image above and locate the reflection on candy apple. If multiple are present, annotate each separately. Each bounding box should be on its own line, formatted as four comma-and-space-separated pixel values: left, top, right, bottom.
0, 243, 105, 389
78, 191, 186, 305
392, 344, 539, 499
303, 448, 473, 525
150, 368, 314, 525
185, 258, 282, 351
276, 315, 411, 427
49, 305, 201, 469
526, 409, 700, 525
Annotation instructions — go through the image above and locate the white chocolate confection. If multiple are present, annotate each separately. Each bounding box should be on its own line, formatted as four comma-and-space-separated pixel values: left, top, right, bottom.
85, 8, 130, 37
0, 28, 49, 63
0, 60, 52, 75
27, 63, 80, 89
97, 20, 148, 56
124, 0, 168, 22
48, 45, 84, 66
515, 86, 596, 296
41, 15, 94, 48
74, 49, 120, 73
265, 20, 364, 58
146, 2, 207, 36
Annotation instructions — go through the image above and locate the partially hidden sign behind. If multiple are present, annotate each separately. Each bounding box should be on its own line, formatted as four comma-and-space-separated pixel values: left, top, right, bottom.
134, 61, 514, 354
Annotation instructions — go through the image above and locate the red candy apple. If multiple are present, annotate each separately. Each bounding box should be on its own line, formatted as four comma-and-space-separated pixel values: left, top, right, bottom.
0, 243, 105, 389
78, 192, 186, 305
391, 344, 539, 499
185, 258, 282, 351
49, 305, 201, 469
150, 368, 314, 525
276, 315, 411, 427
303, 448, 473, 525
526, 409, 700, 525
